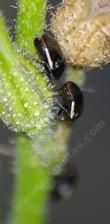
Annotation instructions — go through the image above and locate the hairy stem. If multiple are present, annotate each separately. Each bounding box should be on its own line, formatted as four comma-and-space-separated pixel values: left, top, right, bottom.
16, 0, 47, 54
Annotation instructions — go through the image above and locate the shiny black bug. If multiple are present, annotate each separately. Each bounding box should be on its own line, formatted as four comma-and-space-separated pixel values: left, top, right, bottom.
51, 166, 78, 201
55, 81, 84, 121
34, 34, 84, 121
34, 34, 66, 81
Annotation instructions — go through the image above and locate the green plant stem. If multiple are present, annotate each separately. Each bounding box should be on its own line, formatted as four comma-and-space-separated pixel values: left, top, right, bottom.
13, 136, 52, 224
16, 0, 47, 54
12, 121, 71, 224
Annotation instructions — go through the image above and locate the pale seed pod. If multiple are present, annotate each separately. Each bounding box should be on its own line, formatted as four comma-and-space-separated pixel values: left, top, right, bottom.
51, 0, 110, 69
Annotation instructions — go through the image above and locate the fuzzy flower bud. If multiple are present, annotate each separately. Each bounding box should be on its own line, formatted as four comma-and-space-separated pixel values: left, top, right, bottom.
51, 0, 110, 68
0, 15, 53, 137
